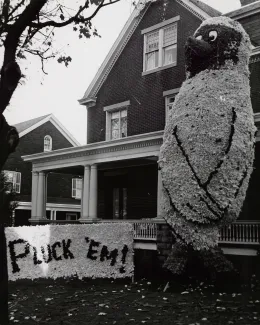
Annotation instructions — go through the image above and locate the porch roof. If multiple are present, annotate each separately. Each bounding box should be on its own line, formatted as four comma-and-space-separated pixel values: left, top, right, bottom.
22, 130, 164, 172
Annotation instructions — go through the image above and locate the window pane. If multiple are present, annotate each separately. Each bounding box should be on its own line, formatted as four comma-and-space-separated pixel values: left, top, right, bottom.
146, 30, 159, 52
111, 117, 120, 140
121, 109, 127, 118
5, 171, 14, 183
169, 96, 175, 103
163, 44, 177, 66
146, 50, 159, 70
163, 24, 177, 47
121, 116, 127, 138
111, 111, 120, 119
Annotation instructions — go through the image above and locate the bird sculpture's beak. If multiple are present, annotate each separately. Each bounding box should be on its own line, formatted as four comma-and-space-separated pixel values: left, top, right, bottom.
186, 36, 213, 58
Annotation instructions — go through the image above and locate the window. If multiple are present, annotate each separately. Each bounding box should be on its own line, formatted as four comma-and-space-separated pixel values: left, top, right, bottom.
3, 170, 21, 193
72, 178, 82, 199
142, 17, 179, 74
44, 135, 52, 152
111, 109, 127, 140
66, 213, 78, 221
165, 95, 176, 123
163, 88, 180, 125
104, 101, 129, 141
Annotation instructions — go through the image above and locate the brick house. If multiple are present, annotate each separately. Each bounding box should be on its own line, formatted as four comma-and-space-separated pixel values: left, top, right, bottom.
4, 114, 81, 225
23, 0, 260, 258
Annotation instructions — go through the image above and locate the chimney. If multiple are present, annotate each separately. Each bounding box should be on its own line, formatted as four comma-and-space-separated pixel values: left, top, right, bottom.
240, 0, 257, 6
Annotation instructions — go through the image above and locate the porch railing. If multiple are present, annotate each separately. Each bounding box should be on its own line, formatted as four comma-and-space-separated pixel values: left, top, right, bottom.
133, 221, 158, 240
218, 221, 260, 244
132, 220, 260, 244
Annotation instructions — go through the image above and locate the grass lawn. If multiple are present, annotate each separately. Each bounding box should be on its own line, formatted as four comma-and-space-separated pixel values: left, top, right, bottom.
8, 278, 260, 325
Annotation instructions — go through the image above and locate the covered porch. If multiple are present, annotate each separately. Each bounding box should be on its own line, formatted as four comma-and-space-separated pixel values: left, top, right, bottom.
22, 131, 164, 224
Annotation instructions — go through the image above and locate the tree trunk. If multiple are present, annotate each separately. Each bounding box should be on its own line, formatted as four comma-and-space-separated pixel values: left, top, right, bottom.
0, 224, 9, 325
0, 115, 19, 172
0, 115, 18, 325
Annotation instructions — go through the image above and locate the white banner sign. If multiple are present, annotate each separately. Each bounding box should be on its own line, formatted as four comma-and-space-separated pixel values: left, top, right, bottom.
5, 223, 134, 281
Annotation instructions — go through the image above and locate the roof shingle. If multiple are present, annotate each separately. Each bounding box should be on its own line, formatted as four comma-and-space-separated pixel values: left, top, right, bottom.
189, 0, 222, 17
14, 114, 51, 133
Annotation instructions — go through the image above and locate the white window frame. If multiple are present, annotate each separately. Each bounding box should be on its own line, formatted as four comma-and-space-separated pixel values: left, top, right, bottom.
44, 135, 52, 152
142, 16, 180, 75
3, 170, 21, 193
66, 213, 78, 221
72, 178, 82, 199
163, 88, 180, 125
104, 100, 130, 141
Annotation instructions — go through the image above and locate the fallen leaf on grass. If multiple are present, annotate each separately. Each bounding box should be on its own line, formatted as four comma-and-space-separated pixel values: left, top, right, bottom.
181, 291, 189, 295
98, 312, 107, 316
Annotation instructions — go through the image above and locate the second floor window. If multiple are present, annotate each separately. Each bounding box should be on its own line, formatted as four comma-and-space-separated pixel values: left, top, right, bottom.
104, 101, 129, 141
3, 170, 21, 193
165, 95, 176, 124
111, 109, 127, 140
143, 22, 178, 72
72, 178, 82, 199
44, 135, 52, 152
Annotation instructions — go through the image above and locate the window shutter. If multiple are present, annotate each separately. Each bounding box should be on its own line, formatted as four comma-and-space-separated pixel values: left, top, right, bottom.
72, 178, 76, 198
14, 172, 21, 193
76, 179, 82, 199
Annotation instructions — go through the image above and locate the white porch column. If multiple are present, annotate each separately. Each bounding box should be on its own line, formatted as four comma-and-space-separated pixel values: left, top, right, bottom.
89, 164, 98, 220
36, 172, 46, 218
80, 165, 90, 220
31, 171, 39, 218
157, 168, 163, 218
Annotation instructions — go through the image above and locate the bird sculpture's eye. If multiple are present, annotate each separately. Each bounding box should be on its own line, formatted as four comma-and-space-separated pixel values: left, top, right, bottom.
208, 31, 218, 42
196, 35, 202, 40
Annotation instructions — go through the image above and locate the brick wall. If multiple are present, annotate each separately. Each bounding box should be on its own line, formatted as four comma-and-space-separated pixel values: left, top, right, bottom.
250, 60, 260, 113
87, 0, 202, 143
4, 121, 77, 202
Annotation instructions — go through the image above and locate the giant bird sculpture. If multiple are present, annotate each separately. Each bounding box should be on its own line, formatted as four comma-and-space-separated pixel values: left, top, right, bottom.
159, 16, 256, 251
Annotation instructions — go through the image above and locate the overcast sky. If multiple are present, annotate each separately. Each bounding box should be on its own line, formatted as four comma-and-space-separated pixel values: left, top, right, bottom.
3, 0, 241, 145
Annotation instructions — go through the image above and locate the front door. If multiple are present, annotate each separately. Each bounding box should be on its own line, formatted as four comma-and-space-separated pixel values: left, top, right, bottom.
113, 187, 127, 219
104, 173, 127, 219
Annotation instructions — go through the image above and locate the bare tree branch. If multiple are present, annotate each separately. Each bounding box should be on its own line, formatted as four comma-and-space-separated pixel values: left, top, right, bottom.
30, 0, 121, 30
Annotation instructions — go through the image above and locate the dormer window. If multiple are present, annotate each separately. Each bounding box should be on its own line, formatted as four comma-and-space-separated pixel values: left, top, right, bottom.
142, 16, 180, 75
44, 135, 52, 152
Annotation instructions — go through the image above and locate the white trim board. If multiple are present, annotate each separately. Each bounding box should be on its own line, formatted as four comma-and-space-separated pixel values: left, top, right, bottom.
225, 1, 260, 19
15, 201, 81, 212
19, 114, 80, 147
78, 0, 217, 105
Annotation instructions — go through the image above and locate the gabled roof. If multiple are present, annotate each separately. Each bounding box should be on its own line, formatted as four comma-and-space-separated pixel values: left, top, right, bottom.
14, 114, 80, 146
14, 114, 51, 133
78, 0, 221, 105
225, 0, 260, 19
189, 0, 221, 17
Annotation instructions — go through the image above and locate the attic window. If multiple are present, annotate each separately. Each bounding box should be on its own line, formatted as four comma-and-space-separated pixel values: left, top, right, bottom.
142, 16, 180, 75
44, 135, 52, 152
